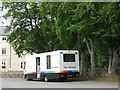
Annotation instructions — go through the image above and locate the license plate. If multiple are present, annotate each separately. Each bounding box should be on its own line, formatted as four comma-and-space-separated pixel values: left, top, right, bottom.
68, 75, 72, 77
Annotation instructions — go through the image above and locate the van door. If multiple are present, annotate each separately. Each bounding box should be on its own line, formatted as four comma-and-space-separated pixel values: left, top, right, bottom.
36, 57, 40, 79
62, 53, 78, 71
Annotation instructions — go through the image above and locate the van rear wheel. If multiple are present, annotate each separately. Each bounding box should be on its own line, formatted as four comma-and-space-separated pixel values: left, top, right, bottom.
59, 78, 67, 81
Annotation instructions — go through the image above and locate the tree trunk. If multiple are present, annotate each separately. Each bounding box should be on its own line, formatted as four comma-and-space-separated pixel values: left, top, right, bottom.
80, 50, 85, 76
108, 47, 112, 75
84, 38, 95, 76
108, 47, 117, 75
90, 44, 95, 76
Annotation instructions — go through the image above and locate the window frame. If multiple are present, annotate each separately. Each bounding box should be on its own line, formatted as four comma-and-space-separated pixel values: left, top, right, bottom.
63, 54, 76, 62
1, 60, 6, 66
46, 55, 51, 69
2, 48, 6, 55
2, 37, 6, 41
1, 60, 6, 69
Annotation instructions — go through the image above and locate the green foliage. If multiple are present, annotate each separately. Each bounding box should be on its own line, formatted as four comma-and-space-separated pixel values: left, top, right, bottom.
1, 2, 120, 72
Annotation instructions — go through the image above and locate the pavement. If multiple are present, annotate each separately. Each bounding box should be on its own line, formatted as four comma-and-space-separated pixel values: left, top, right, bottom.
1, 78, 118, 88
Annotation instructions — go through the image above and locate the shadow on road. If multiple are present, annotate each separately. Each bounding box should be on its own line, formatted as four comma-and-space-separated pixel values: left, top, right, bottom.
30, 78, 88, 83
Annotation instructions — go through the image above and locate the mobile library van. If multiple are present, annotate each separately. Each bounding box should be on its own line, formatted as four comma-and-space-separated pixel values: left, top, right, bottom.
22, 50, 80, 81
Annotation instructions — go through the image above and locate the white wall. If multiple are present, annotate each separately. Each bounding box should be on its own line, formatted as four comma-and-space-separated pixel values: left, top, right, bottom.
0, 36, 24, 72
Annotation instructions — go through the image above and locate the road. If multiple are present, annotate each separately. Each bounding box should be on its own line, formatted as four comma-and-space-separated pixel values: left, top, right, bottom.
1, 78, 118, 88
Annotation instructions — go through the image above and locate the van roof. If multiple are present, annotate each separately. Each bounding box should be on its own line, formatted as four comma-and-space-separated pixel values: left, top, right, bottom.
33, 50, 78, 55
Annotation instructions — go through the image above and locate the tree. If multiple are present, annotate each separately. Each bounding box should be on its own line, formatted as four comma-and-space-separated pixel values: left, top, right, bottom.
1, 2, 120, 76
1, 2, 59, 57
69, 2, 100, 76
95, 2, 120, 75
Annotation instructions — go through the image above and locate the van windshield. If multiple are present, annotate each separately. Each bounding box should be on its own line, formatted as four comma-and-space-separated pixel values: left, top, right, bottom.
63, 54, 75, 62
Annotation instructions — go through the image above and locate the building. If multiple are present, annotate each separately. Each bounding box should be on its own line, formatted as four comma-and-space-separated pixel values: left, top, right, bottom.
0, 26, 24, 72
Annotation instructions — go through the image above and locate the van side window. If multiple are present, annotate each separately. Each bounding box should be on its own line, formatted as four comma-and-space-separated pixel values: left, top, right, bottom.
63, 54, 75, 62
47, 55, 51, 69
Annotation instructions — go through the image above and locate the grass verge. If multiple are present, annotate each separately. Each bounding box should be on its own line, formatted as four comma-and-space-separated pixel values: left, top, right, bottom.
68, 75, 119, 82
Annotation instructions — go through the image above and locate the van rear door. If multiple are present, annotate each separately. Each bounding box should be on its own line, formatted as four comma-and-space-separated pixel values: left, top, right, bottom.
61, 52, 79, 71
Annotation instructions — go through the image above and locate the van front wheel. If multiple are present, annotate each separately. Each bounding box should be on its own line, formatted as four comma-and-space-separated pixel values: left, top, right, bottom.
44, 76, 49, 82
25, 75, 32, 81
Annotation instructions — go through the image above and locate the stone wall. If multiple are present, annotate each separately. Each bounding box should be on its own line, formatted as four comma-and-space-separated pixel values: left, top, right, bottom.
82, 68, 108, 76
0, 68, 119, 78
0, 71, 23, 78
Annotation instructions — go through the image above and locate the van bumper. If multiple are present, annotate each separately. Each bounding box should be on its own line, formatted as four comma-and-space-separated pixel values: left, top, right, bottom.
59, 72, 80, 78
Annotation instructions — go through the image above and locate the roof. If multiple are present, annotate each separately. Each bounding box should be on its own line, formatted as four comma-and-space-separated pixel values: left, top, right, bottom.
0, 26, 10, 36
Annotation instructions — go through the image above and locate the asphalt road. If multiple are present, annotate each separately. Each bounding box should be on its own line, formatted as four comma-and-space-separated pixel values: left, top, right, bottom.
1, 78, 118, 88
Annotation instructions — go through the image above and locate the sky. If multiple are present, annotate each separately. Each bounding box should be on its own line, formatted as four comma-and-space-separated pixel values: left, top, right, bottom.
0, 2, 10, 26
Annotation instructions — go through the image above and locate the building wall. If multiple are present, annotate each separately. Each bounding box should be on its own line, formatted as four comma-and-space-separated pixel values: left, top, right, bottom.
0, 36, 24, 72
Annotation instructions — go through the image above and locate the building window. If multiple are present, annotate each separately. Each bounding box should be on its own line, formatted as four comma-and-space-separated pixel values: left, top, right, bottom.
47, 55, 51, 69
2, 37, 6, 41
2, 48, 6, 55
1, 60, 6, 69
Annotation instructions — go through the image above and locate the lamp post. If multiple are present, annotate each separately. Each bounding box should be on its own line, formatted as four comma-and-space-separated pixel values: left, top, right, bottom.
9, 43, 11, 71
9, 30, 12, 71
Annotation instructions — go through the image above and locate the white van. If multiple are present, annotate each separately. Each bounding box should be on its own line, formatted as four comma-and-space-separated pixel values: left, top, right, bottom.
22, 50, 80, 81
